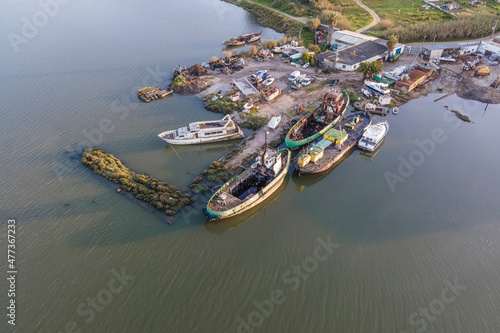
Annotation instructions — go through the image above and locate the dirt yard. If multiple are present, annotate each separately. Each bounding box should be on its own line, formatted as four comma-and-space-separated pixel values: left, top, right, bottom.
195, 54, 500, 167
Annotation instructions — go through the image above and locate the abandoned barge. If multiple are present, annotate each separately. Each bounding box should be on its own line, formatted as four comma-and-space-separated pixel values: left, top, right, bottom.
285, 89, 348, 149
221, 31, 262, 46
204, 140, 291, 221
138, 87, 172, 102
295, 113, 372, 175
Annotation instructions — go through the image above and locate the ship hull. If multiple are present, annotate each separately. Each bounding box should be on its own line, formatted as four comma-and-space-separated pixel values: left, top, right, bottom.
159, 131, 244, 145
204, 149, 291, 221
285, 91, 349, 149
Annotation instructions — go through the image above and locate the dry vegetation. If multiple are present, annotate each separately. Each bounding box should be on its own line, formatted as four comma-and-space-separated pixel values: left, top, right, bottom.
384, 13, 500, 42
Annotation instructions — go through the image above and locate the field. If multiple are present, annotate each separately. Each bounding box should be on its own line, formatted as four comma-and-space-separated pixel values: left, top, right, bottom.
363, 0, 452, 24
251, 0, 374, 31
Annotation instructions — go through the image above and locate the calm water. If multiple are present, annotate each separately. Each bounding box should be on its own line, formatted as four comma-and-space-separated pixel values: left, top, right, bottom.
1, 1, 500, 332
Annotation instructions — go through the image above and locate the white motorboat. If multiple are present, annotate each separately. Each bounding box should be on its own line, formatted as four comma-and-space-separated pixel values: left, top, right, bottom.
289, 71, 300, 81
301, 77, 312, 86
303, 62, 310, 68
158, 115, 244, 145
364, 80, 390, 95
267, 116, 281, 129
358, 121, 389, 151
262, 77, 275, 86
297, 74, 306, 83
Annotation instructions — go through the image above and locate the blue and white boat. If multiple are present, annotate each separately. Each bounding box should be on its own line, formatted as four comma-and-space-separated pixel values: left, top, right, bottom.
364, 80, 390, 95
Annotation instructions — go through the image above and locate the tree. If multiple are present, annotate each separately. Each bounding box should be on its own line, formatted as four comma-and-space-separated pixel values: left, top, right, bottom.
387, 35, 399, 55
308, 44, 321, 54
357, 61, 383, 79
248, 45, 258, 56
307, 17, 321, 35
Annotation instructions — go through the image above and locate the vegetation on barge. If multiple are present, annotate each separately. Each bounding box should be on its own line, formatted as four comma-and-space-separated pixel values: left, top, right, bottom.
82, 148, 194, 215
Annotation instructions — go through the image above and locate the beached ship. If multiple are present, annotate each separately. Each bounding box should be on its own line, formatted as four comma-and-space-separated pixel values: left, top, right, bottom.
204, 139, 291, 221
295, 113, 372, 175
157, 115, 244, 145
285, 90, 348, 149
221, 31, 262, 46
358, 121, 389, 151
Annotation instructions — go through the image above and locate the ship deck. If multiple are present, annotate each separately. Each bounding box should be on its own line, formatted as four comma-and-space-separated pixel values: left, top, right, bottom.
297, 114, 371, 174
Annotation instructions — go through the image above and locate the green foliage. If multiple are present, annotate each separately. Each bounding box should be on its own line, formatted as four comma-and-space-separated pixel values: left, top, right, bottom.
204, 93, 244, 115
386, 35, 398, 53
171, 76, 186, 88
307, 17, 321, 32
239, 114, 268, 130
261, 39, 278, 49
357, 61, 383, 79
301, 52, 316, 67
308, 44, 321, 54
81, 148, 193, 215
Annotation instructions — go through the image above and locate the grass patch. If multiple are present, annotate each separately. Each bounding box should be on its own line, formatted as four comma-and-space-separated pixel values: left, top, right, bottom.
307, 81, 327, 92
204, 93, 244, 115
363, 0, 452, 24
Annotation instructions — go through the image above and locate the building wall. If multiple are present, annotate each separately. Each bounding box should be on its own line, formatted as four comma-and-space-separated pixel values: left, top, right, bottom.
334, 55, 384, 71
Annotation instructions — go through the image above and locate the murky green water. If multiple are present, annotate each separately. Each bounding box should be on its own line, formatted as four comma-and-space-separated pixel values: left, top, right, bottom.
1, 1, 500, 332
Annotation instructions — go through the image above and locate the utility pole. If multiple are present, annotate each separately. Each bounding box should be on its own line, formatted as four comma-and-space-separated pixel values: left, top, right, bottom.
491, 19, 498, 40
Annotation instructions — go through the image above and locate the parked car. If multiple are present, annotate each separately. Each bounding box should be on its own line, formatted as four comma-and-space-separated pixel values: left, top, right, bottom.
329, 79, 339, 86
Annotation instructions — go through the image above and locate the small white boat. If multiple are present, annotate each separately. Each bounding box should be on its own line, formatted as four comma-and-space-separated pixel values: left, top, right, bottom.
297, 74, 306, 83
267, 116, 281, 129
392, 107, 399, 115
303, 62, 310, 69
158, 115, 244, 145
361, 88, 372, 97
262, 77, 275, 86
243, 103, 253, 110
289, 71, 300, 81
358, 121, 389, 151
364, 80, 390, 95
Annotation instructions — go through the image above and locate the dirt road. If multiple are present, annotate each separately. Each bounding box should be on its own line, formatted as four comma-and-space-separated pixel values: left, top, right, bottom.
242, 0, 308, 24
354, 0, 380, 33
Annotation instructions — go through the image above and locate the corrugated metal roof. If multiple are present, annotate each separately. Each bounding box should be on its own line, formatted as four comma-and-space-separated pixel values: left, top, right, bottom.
424, 43, 462, 50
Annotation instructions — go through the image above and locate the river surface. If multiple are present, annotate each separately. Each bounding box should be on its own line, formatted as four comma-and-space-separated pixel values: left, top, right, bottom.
1, 1, 500, 332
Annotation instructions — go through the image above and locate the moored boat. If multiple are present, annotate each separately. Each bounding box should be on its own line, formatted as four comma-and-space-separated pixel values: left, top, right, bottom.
204, 142, 291, 221
358, 121, 389, 151
157, 115, 244, 145
285, 89, 349, 149
221, 31, 262, 46
295, 113, 372, 175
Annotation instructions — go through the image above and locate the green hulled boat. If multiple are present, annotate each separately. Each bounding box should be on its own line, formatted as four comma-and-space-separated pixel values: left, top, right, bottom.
285, 89, 348, 149
204, 146, 291, 221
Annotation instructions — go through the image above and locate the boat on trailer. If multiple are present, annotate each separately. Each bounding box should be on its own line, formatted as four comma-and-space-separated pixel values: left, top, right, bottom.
295, 113, 372, 175
285, 89, 348, 149
157, 115, 244, 145
204, 140, 291, 221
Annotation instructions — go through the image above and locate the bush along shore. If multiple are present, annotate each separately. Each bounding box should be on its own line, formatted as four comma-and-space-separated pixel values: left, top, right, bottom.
81, 148, 194, 215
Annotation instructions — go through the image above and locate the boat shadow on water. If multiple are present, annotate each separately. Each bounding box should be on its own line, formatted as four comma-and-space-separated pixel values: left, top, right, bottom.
359, 139, 385, 161
291, 149, 356, 191
161, 139, 244, 157
204, 176, 289, 234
